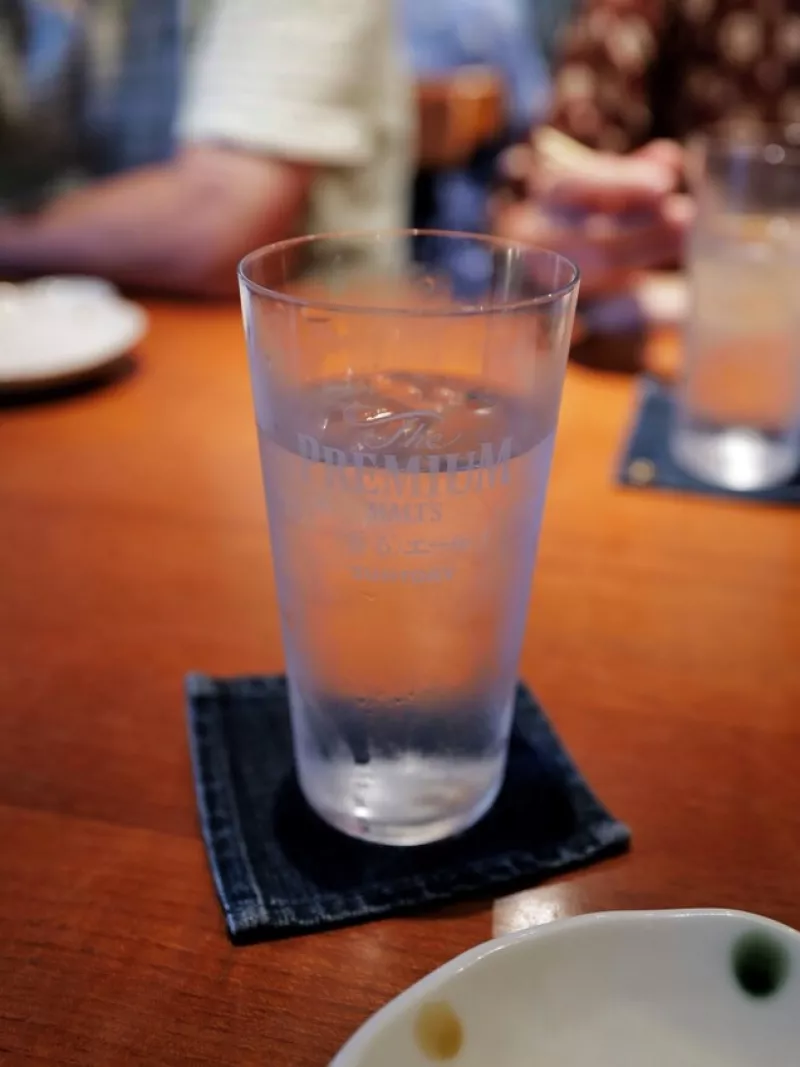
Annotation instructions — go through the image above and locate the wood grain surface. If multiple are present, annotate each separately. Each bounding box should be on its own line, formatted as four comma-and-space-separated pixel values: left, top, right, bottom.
1, 302, 799, 1066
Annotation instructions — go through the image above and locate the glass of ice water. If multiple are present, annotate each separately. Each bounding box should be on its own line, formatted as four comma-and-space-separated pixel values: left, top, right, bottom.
238, 231, 579, 846
671, 125, 800, 491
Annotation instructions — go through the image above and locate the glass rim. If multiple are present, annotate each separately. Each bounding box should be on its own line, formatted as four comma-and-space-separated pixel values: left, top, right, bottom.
237, 228, 580, 317
689, 121, 800, 166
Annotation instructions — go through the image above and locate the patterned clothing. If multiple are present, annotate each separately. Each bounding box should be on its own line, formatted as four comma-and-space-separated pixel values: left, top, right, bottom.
0, 0, 412, 238
550, 0, 800, 151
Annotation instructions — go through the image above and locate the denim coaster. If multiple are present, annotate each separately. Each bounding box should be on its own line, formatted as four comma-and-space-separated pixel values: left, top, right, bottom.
186, 674, 630, 942
618, 376, 800, 503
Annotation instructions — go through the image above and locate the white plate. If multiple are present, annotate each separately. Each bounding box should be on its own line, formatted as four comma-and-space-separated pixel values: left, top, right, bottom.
332, 909, 800, 1067
0, 276, 148, 390
635, 271, 689, 325
577, 272, 689, 336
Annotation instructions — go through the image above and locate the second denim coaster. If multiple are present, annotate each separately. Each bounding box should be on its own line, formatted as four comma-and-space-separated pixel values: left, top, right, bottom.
618, 377, 800, 503
186, 674, 630, 943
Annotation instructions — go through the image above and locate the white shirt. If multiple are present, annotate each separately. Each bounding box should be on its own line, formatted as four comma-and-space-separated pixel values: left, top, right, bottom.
177, 0, 415, 238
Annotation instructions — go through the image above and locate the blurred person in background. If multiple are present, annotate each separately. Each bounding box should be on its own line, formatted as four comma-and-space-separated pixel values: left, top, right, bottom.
0, 0, 412, 296
400, 0, 550, 271
494, 0, 800, 298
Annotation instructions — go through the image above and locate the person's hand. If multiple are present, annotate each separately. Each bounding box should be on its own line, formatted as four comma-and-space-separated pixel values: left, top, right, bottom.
493, 137, 695, 298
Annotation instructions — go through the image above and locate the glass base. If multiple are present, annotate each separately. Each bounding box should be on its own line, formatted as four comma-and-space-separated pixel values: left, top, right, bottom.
298, 754, 505, 846
671, 426, 799, 492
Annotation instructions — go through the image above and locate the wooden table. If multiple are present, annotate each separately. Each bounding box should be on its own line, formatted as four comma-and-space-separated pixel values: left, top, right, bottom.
2, 302, 799, 1066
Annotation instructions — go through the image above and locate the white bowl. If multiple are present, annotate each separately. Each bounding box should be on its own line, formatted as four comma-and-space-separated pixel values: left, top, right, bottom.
332, 910, 800, 1067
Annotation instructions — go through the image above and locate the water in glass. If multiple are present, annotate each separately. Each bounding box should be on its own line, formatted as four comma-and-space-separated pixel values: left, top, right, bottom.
258, 369, 555, 844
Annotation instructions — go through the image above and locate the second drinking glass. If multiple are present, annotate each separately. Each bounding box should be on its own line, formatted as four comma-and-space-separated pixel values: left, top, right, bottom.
673, 126, 800, 491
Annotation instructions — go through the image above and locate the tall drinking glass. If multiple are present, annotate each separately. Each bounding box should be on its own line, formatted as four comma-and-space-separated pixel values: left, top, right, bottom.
239, 231, 579, 845
672, 125, 800, 490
